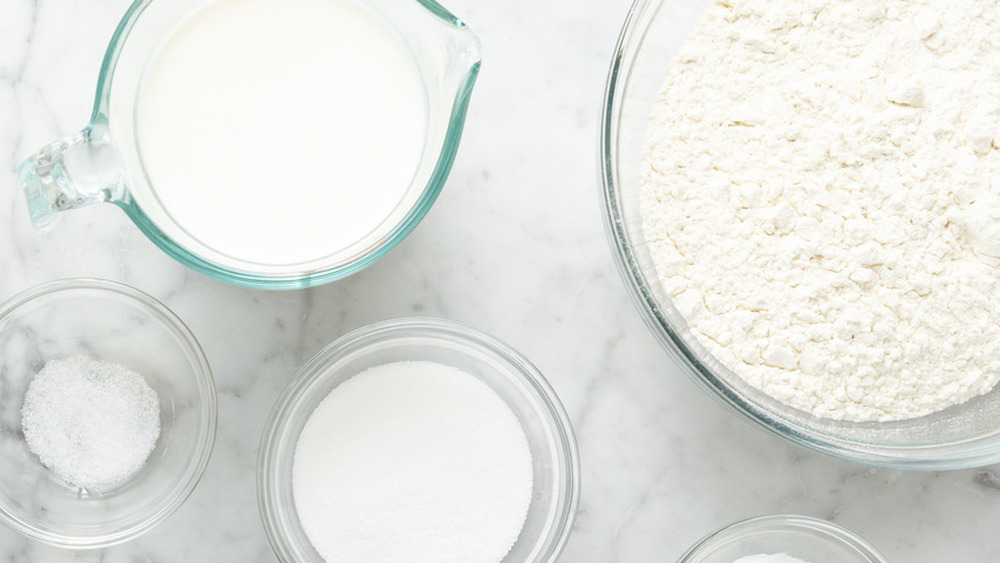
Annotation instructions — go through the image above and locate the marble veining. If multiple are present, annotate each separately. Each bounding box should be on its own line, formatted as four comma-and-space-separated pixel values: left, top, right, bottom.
2, 0, 1000, 561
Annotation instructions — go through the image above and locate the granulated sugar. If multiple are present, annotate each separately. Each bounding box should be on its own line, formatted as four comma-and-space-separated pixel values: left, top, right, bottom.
21, 355, 161, 488
292, 360, 533, 563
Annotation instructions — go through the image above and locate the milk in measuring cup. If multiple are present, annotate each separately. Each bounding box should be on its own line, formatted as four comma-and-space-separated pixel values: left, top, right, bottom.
137, 0, 427, 265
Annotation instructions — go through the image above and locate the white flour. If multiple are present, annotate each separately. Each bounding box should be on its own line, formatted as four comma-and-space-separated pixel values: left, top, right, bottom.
642, 0, 1000, 421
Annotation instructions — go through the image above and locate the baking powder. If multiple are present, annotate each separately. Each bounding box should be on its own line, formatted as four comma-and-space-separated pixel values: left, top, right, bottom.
732, 554, 810, 563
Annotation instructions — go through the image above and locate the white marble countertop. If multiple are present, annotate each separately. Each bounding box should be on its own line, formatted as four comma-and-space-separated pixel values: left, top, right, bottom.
2, 0, 1000, 561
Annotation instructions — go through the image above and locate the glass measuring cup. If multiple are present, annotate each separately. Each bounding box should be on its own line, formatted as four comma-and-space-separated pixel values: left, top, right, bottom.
18, 0, 481, 289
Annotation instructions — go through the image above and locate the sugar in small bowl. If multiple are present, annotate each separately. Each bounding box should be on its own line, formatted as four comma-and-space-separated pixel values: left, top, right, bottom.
0, 279, 217, 548
258, 317, 580, 562
679, 515, 888, 563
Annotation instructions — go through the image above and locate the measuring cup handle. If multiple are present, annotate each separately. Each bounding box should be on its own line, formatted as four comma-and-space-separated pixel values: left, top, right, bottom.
17, 126, 125, 232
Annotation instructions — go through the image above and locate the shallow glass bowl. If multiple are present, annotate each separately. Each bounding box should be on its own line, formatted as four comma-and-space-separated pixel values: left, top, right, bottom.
679, 515, 888, 563
257, 317, 580, 562
0, 278, 217, 548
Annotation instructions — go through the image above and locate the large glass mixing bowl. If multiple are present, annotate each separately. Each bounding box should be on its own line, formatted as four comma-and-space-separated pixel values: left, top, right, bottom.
600, 0, 1000, 469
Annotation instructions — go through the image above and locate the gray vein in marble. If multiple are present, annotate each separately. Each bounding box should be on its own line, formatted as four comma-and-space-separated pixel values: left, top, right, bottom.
6, 2, 42, 163
974, 469, 1000, 492
571, 317, 626, 431
1, 1, 38, 84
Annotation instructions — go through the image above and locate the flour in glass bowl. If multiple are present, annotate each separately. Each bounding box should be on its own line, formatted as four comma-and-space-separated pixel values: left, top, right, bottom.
641, 0, 1000, 421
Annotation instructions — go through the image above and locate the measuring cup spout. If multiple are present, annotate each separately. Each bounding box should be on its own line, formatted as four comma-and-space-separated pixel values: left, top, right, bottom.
17, 125, 125, 232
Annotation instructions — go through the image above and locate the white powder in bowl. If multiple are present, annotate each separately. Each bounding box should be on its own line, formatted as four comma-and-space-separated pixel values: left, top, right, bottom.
21, 355, 161, 488
641, 0, 1000, 421
292, 360, 533, 563
733, 554, 810, 563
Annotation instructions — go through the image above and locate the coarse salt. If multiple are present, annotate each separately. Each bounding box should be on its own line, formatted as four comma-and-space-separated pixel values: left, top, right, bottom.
21, 355, 161, 488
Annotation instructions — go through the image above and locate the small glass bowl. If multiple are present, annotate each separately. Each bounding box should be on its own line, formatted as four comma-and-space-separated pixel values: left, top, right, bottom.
258, 317, 580, 562
679, 515, 888, 563
0, 279, 217, 548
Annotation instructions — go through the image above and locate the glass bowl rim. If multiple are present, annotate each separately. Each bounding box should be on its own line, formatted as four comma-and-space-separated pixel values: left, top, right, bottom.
256, 316, 581, 562
0, 277, 218, 548
678, 514, 889, 563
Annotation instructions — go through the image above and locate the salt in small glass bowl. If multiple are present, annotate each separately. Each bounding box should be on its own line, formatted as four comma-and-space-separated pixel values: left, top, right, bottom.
257, 317, 580, 562
679, 515, 889, 563
0, 278, 217, 548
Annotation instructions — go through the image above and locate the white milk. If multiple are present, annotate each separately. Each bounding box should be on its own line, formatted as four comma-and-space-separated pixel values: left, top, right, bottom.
137, 0, 427, 265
